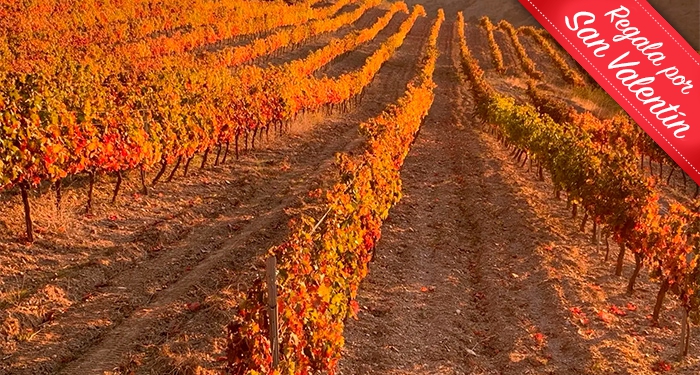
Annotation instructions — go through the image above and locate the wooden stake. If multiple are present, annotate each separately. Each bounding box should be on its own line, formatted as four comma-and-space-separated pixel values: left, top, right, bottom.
20, 182, 34, 243
266, 256, 279, 368
592, 221, 598, 245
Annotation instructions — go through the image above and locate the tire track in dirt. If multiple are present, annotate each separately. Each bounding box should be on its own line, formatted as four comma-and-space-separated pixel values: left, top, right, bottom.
29, 12, 431, 375
340, 18, 591, 375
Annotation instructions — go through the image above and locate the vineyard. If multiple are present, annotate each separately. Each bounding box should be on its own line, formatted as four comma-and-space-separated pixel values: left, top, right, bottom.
1, 0, 700, 374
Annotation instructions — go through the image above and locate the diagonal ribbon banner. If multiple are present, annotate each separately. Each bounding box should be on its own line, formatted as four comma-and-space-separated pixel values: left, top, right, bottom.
517, 0, 700, 184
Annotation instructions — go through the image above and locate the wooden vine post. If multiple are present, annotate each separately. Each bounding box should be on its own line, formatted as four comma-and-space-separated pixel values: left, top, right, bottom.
20, 182, 34, 242
266, 256, 279, 368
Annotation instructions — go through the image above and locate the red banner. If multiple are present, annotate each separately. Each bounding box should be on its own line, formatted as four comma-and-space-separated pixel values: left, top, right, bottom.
517, 0, 700, 184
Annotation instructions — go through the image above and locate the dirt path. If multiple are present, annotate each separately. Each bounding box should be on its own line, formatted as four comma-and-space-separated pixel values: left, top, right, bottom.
464, 22, 492, 72
341, 15, 700, 375
340, 18, 589, 374
517, 31, 564, 87
492, 27, 524, 79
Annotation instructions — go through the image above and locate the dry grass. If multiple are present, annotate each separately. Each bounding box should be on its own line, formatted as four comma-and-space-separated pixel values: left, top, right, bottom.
570, 85, 622, 119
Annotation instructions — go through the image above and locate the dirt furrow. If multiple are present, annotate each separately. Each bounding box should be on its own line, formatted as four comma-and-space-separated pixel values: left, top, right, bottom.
464, 22, 493, 72
340, 18, 590, 375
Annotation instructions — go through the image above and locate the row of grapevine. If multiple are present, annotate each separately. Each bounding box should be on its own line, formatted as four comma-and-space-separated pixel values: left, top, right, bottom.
195, 0, 384, 70
261, 1, 409, 78
226, 8, 441, 374
496, 20, 542, 79
525, 83, 682, 187
479, 16, 505, 74
0, 1, 413, 242
105, 0, 360, 68
458, 13, 700, 354
520, 27, 585, 86
1, 0, 347, 73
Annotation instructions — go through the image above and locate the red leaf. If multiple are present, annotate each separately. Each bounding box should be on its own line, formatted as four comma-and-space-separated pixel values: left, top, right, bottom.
533, 332, 546, 346
349, 300, 360, 320
609, 305, 627, 316
626, 303, 637, 311
652, 360, 672, 372
598, 310, 612, 323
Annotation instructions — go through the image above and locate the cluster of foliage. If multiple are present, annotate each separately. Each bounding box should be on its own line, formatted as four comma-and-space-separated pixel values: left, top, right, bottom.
479, 16, 505, 74
497, 20, 542, 79
0, 0, 416, 241
526, 82, 677, 182
458, 13, 700, 355
520, 26, 585, 86
226, 8, 441, 374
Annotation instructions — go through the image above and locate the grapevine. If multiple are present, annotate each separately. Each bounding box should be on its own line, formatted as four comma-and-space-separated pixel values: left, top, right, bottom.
226, 8, 441, 374
457, 13, 700, 350
520, 26, 585, 86
480, 16, 506, 74
497, 20, 542, 79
